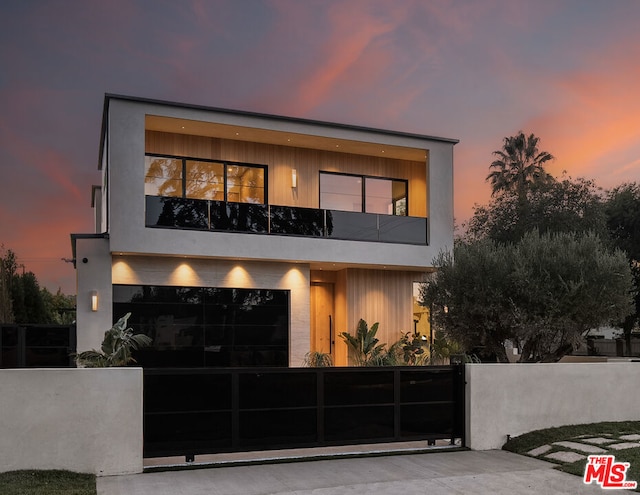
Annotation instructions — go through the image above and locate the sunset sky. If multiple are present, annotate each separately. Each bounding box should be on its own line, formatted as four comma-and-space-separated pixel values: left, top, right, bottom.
1, 0, 639, 295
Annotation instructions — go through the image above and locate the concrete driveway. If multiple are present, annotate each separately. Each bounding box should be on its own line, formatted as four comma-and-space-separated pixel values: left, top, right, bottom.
97, 449, 631, 494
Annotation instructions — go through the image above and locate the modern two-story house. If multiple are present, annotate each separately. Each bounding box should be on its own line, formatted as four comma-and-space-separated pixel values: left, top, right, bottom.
72, 94, 457, 368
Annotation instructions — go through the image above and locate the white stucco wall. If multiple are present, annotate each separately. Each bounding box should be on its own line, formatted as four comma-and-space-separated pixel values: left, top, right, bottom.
466, 363, 640, 450
75, 237, 113, 353
0, 368, 143, 476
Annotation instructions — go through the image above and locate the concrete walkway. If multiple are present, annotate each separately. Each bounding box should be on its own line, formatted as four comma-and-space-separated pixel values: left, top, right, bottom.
97, 449, 631, 494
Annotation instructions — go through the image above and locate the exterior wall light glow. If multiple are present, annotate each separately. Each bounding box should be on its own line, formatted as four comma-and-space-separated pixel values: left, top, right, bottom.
91, 290, 99, 312
291, 169, 297, 188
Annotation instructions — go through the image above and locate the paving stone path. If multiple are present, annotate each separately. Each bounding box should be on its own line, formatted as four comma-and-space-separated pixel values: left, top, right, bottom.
525, 433, 640, 465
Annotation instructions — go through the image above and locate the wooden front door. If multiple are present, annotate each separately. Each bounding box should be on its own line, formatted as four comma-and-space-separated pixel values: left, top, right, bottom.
310, 282, 335, 357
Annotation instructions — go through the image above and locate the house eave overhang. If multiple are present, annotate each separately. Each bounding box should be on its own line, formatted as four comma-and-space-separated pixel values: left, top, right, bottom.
98, 93, 459, 169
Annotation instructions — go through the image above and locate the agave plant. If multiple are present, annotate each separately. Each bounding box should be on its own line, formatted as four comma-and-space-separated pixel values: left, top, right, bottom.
339, 319, 387, 366
75, 313, 152, 367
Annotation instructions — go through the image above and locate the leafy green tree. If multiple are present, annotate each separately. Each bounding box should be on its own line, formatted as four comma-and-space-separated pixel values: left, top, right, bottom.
422, 232, 633, 362
0, 246, 76, 324
511, 231, 633, 361
41, 288, 76, 324
605, 183, 640, 352
467, 176, 606, 245
421, 240, 516, 362
487, 131, 554, 203
0, 249, 14, 323
11, 272, 48, 324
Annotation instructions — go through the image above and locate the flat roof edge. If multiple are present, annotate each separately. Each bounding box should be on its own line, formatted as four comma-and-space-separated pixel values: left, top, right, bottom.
103, 93, 460, 145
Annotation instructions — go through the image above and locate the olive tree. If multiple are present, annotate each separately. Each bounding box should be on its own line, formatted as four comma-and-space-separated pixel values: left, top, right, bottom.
421, 231, 633, 362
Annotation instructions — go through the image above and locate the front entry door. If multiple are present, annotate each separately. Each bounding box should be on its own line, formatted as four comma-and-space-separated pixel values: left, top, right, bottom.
310, 282, 335, 357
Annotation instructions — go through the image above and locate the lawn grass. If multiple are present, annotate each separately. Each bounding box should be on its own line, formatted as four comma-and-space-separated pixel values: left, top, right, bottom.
503, 420, 640, 453
503, 421, 640, 492
0, 470, 96, 495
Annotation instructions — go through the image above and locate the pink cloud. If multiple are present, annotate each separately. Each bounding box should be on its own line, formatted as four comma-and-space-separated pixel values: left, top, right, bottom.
524, 39, 640, 188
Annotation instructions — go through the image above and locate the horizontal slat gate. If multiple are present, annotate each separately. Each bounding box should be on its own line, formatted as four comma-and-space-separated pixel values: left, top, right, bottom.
143, 365, 465, 458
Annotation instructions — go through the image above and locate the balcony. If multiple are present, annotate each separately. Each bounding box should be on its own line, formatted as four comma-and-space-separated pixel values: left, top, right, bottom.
145, 196, 428, 245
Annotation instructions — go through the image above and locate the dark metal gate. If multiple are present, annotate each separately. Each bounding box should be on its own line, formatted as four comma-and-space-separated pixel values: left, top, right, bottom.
143, 365, 465, 458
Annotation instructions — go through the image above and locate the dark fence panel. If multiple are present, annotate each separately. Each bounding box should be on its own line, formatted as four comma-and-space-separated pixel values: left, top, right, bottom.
0, 325, 76, 368
143, 365, 465, 458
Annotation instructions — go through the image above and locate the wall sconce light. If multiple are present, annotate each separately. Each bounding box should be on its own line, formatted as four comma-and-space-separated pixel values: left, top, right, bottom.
91, 290, 98, 312
291, 169, 297, 188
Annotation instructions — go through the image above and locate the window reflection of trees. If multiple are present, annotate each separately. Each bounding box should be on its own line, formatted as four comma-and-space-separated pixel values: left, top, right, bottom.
145, 158, 182, 197
227, 165, 264, 204
145, 155, 265, 204
185, 161, 224, 200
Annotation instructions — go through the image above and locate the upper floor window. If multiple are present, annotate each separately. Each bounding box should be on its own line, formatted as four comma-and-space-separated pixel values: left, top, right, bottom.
319, 172, 407, 216
145, 154, 266, 204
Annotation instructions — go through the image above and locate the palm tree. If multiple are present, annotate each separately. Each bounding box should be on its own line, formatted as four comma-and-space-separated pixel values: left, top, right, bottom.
487, 131, 554, 202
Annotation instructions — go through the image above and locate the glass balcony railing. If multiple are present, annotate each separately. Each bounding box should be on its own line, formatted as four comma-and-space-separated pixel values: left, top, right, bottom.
146, 196, 427, 245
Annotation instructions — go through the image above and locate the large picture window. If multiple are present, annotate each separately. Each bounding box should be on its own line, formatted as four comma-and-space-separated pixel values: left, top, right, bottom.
145, 155, 266, 204
320, 172, 407, 216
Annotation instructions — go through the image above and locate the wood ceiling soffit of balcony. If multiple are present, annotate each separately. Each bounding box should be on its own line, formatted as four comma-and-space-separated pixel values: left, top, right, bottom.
145, 115, 427, 162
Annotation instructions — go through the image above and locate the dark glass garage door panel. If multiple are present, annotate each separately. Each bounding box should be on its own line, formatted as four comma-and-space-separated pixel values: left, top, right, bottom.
146, 196, 209, 230
134, 348, 205, 368
203, 304, 288, 326
115, 285, 289, 368
233, 324, 288, 346
114, 286, 203, 305
204, 325, 233, 345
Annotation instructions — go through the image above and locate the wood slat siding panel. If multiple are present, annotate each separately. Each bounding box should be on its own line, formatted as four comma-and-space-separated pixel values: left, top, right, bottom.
146, 130, 427, 217
344, 269, 422, 347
